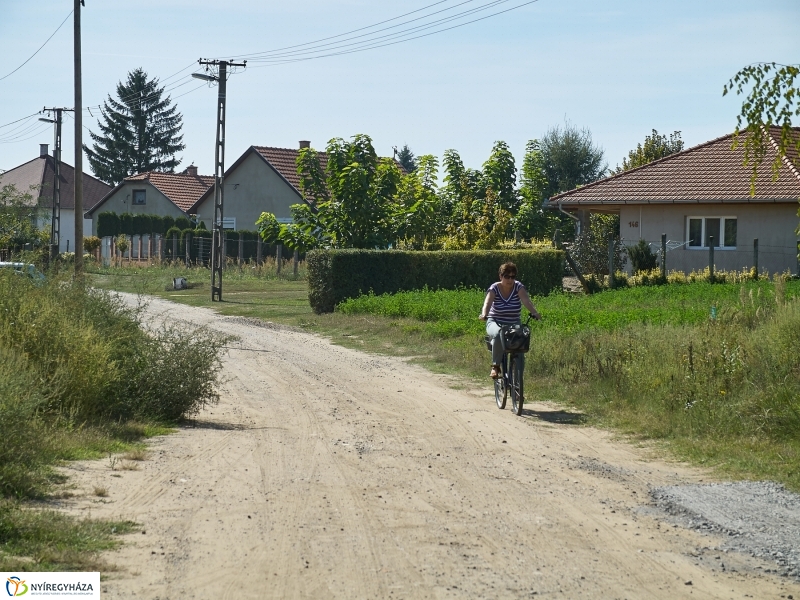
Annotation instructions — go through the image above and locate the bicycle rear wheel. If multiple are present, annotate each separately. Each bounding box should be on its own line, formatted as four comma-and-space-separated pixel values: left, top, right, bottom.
510, 354, 524, 416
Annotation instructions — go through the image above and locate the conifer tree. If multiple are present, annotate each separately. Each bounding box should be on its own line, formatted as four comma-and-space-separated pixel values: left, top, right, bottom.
84, 68, 185, 185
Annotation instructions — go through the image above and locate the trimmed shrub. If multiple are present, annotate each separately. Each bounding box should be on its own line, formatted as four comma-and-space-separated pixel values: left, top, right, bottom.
97, 212, 120, 238
119, 213, 133, 236
307, 249, 564, 313
130, 214, 146, 236
162, 215, 175, 232
174, 216, 192, 231
189, 228, 212, 263
224, 230, 239, 259
239, 230, 259, 261
164, 226, 182, 259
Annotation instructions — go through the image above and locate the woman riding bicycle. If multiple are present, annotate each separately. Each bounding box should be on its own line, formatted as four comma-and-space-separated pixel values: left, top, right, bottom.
479, 262, 542, 379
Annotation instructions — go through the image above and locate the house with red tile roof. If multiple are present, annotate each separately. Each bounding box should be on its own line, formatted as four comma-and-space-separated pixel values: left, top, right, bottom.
549, 128, 800, 275
86, 165, 213, 233
190, 142, 322, 231
189, 141, 405, 232
0, 144, 112, 252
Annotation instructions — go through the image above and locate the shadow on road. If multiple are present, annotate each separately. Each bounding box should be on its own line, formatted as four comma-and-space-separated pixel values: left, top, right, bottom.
523, 408, 586, 425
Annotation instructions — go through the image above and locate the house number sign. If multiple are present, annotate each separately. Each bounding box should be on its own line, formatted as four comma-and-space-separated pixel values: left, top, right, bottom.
628, 221, 639, 228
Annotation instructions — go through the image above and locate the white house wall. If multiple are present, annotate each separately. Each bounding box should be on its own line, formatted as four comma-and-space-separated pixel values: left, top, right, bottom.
195, 151, 302, 230
36, 209, 91, 253
619, 203, 799, 274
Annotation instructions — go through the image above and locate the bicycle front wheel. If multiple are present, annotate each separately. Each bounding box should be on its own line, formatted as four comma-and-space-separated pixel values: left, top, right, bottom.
510, 354, 524, 416
494, 374, 507, 409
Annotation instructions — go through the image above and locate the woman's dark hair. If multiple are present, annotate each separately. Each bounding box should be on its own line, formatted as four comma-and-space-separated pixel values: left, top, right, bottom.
499, 262, 517, 277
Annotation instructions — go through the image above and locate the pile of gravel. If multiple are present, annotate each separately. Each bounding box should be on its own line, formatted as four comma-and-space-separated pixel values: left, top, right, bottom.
652, 481, 800, 581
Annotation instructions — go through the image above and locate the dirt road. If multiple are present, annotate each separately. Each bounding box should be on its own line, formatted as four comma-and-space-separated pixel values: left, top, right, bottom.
60, 294, 799, 599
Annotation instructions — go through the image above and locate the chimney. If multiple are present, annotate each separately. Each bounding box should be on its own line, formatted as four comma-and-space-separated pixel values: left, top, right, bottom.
186, 164, 198, 177
299, 140, 310, 149
40, 144, 49, 158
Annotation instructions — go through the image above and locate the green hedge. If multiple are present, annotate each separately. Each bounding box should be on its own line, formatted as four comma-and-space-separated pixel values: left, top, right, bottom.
307, 249, 564, 314
96, 212, 179, 237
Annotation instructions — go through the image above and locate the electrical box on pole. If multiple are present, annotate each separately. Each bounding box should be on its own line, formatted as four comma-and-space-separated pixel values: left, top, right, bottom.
196, 58, 245, 302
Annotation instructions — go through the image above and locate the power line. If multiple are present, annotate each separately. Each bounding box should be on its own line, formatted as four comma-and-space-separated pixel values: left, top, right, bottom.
232, 0, 482, 60
0, 112, 41, 130
0, 10, 73, 83
246, 0, 540, 67
245, 0, 512, 61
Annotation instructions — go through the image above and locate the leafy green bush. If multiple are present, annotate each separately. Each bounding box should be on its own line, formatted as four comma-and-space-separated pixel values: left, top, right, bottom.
174, 216, 192, 231
0, 348, 50, 497
307, 248, 563, 313
0, 270, 226, 424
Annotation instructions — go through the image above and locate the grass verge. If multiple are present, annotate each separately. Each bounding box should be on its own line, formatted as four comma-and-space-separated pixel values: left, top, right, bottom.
0, 268, 226, 570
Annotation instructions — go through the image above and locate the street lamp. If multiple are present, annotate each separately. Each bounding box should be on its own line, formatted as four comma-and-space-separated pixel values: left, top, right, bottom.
194, 59, 245, 302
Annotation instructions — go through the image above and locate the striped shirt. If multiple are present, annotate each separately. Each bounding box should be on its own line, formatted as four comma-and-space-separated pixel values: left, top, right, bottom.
487, 281, 525, 323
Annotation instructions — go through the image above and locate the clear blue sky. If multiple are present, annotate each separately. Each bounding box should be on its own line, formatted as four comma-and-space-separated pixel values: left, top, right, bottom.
1, 0, 797, 180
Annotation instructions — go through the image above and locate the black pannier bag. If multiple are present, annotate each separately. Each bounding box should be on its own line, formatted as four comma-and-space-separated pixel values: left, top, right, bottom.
500, 323, 531, 353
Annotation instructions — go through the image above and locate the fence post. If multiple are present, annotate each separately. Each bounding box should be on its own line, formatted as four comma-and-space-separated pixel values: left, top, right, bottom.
608, 232, 615, 289
172, 233, 177, 261
276, 244, 283, 274
797, 241, 800, 277
293, 249, 299, 277
661, 233, 667, 279
238, 236, 244, 266
185, 233, 192, 266
257, 237, 262, 265
222, 233, 227, 269
111, 236, 116, 266
158, 236, 164, 263
708, 236, 714, 280
753, 238, 758, 276
137, 235, 143, 262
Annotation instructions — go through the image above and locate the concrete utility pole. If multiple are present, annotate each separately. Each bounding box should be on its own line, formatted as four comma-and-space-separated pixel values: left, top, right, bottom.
194, 59, 246, 302
40, 107, 74, 260
73, 0, 84, 275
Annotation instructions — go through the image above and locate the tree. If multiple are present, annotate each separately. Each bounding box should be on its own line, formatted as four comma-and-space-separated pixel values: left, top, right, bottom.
396, 144, 417, 172
260, 135, 402, 249
723, 62, 799, 192
393, 154, 441, 249
85, 68, 185, 185
0, 184, 45, 250
540, 121, 607, 198
614, 130, 684, 173
510, 140, 558, 240
566, 213, 625, 276
482, 141, 518, 212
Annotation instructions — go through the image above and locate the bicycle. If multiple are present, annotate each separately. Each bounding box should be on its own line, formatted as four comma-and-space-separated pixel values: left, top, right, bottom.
484, 314, 533, 416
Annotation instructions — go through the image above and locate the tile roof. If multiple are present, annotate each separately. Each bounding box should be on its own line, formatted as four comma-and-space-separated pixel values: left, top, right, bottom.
252, 146, 328, 194
125, 171, 214, 212
550, 128, 800, 206
0, 156, 112, 210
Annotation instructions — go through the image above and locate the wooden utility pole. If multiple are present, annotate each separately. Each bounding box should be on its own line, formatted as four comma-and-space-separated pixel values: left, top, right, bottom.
73, 0, 84, 275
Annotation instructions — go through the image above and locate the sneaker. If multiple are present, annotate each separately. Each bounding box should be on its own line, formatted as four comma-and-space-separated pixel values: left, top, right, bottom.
490, 365, 500, 379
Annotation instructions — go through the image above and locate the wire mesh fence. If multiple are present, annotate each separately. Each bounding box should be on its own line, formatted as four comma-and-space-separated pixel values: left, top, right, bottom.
99, 234, 304, 273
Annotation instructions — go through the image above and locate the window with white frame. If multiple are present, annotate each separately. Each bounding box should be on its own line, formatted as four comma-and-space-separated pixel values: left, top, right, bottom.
687, 216, 737, 249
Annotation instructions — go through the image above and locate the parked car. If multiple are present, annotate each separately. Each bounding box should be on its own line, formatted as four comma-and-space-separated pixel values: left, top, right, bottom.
0, 262, 46, 284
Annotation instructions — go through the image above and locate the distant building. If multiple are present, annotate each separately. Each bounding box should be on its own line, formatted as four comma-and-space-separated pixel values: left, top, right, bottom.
86, 165, 213, 234
0, 144, 111, 252
191, 142, 321, 231
549, 128, 800, 275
